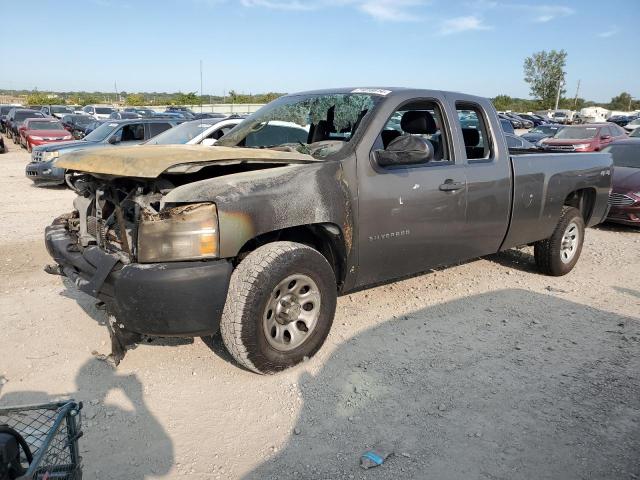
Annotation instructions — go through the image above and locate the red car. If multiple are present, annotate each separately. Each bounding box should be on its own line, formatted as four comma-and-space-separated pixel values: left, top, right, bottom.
542, 123, 628, 152
19, 118, 73, 152
604, 138, 640, 226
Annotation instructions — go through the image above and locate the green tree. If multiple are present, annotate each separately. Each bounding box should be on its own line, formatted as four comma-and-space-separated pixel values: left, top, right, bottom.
523, 49, 568, 109
26, 92, 52, 106
608, 92, 633, 111
126, 93, 146, 106
172, 92, 199, 105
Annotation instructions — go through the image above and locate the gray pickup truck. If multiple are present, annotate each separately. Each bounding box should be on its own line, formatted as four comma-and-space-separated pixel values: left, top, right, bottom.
45, 88, 612, 373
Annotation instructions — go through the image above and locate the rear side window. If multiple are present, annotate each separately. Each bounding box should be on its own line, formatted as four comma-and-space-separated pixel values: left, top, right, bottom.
456, 103, 492, 161
149, 122, 173, 138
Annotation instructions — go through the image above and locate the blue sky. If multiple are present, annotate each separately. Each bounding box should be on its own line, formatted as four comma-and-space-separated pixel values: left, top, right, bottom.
2, 0, 638, 102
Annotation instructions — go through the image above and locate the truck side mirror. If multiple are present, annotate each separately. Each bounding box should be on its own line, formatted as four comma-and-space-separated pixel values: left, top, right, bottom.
201, 138, 216, 146
108, 136, 119, 145
374, 135, 433, 167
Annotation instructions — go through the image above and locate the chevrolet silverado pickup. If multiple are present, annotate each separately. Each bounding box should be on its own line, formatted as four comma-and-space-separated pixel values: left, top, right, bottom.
44, 88, 613, 374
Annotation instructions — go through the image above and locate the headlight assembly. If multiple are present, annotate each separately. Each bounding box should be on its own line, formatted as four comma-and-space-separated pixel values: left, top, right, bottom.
42, 151, 59, 162
137, 203, 219, 263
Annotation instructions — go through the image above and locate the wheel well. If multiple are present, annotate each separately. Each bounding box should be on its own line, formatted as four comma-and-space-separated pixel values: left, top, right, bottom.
564, 188, 596, 224
236, 224, 348, 290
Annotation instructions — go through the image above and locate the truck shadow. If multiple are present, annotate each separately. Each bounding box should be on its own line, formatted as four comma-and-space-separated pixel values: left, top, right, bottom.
595, 222, 639, 233
0, 358, 174, 479
485, 247, 538, 273
244, 289, 640, 479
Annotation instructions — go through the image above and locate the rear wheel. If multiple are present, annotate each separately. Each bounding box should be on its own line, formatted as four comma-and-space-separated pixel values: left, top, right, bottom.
220, 241, 337, 374
534, 206, 584, 276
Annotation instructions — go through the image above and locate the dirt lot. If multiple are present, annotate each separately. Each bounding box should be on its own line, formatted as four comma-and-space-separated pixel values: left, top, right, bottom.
1, 136, 639, 479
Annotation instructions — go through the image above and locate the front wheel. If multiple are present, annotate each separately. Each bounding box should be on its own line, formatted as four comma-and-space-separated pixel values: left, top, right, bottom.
220, 241, 337, 374
534, 206, 585, 276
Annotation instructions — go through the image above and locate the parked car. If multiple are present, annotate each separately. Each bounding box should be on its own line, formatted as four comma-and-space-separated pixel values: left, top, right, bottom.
192, 112, 227, 120
504, 112, 534, 129
607, 115, 634, 127
19, 118, 73, 152
623, 118, 640, 132
144, 118, 243, 145
629, 128, 640, 138
83, 119, 108, 136
81, 105, 115, 119
46, 87, 612, 372
498, 113, 522, 129
0, 135, 5, 153
0, 104, 20, 133
499, 118, 515, 134
5, 108, 46, 141
26, 118, 180, 185
516, 113, 545, 127
123, 108, 159, 117
109, 111, 141, 120
603, 138, 640, 226
542, 123, 627, 152
505, 133, 539, 150
551, 111, 571, 125
40, 105, 75, 119
60, 114, 96, 139
521, 125, 563, 145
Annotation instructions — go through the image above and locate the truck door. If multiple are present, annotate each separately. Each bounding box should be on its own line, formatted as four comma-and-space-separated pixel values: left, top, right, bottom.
356, 97, 468, 287
449, 98, 512, 257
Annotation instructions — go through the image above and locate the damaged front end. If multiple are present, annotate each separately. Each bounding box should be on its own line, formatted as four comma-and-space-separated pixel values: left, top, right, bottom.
45, 174, 233, 364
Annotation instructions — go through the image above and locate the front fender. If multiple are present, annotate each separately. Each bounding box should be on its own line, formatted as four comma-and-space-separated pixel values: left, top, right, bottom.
162, 161, 353, 258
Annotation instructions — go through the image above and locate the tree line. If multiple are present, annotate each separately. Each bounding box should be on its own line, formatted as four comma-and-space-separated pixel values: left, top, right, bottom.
0, 89, 285, 107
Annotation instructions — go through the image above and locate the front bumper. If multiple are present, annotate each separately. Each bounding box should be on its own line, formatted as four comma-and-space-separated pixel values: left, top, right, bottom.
45, 222, 233, 336
607, 206, 640, 226
25, 161, 65, 184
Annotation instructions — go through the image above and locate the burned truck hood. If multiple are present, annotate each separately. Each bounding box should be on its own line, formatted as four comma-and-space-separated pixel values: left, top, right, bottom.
54, 144, 317, 178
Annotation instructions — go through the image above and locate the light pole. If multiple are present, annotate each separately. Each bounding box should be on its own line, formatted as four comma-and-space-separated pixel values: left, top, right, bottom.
554, 78, 565, 111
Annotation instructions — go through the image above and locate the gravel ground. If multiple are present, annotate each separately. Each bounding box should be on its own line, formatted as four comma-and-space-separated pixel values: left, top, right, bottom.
1, 136, 639, 479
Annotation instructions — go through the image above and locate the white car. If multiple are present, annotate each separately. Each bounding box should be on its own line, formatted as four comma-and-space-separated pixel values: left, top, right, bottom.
82, 105, 116, 119
624, 118, 640, 132
145, 118, 309, 147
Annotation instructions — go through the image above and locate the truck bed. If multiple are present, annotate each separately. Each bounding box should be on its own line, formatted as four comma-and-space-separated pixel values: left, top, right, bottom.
501, 152, 612, 250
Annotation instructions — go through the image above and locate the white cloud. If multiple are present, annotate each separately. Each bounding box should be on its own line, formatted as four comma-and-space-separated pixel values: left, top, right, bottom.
356, 0, 426, 21
235, 0, 428, 21
240, 0, 316, 10
522, 5, 575, 23
439, 15, 491, 35
598, 28, 618, 38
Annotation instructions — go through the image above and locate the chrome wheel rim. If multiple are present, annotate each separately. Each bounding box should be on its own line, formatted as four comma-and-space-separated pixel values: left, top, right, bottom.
263, 274, 321, 351
560, 221, 580, 264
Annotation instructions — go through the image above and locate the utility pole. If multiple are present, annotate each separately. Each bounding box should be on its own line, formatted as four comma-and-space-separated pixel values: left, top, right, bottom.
554, 78, 564, 111
114, 81, 118, 104
629, 96, 633, 111
573, 79, 581, 109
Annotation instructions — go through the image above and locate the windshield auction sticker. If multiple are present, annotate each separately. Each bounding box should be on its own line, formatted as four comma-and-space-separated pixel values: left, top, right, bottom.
351, 88, 392, 96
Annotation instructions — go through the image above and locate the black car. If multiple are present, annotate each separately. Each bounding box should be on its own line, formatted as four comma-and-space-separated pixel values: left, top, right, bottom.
504, 112, 534, 129
498, 113, 522, 129
517, 113, 545, 127
192, 112, 227, 120
0, 105, 19, 133
5, 108, 46, 140
60, 114, 96, 139
0, 134, 5, 153
500, 118, 515, 134
520, 125, 564, 145
608, 114, 639, 127
505, 133, 539, 150
26, 118, 180, 185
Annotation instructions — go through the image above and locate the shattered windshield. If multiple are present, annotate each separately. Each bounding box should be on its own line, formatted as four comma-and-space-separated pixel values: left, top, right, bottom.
216, 93, 380, 158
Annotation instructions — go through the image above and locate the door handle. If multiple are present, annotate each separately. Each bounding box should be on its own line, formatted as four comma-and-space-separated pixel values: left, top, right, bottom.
439, 180, 465, 192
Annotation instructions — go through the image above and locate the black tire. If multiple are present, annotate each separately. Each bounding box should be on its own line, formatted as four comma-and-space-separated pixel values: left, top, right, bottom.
534, 206, 585, 276
220, 241, 337, 374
